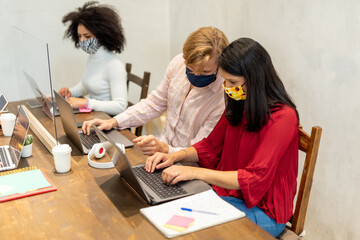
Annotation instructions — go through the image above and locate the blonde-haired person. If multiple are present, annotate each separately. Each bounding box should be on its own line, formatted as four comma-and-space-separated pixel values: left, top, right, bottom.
83, 27, 229, 155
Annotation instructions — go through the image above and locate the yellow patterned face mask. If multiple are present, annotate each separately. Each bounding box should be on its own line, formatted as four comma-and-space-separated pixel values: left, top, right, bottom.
222, 81, 246, 100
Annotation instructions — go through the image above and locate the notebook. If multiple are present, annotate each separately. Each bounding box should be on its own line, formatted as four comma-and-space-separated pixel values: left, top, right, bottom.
54, 91, 133, 154
0, 166, 57, 202
0, 105, 30, 172
93, 125, 212, 205
23, 71, 80, 118
140, 189, 246, 238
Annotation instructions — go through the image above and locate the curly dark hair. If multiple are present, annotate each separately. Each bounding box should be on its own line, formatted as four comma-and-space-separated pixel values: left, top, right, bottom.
219, 38, 299, 131
62, 1, 125, 53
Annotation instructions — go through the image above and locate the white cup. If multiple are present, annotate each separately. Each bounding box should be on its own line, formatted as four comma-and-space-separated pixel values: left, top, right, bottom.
0, 113, 16, 136
21, 143, 33, 158
52, 144, 72, 173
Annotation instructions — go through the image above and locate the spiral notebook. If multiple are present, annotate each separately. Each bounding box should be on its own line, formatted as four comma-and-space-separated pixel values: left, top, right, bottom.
140, 189, 245, 238
0, 166, 57, 203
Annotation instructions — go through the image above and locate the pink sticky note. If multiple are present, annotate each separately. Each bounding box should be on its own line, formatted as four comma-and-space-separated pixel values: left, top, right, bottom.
79, 107, 92, 113
163, 215, 194, 232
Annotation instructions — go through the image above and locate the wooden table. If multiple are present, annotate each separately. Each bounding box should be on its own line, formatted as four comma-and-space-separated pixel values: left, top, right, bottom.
0, 102, 275, 240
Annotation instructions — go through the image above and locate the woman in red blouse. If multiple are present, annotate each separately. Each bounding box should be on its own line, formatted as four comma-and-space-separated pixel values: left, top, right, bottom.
145, 38, 299, 237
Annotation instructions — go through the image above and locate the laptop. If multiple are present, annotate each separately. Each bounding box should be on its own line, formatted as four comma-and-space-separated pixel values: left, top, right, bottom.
23, 71, 80, 118
0, 106, 30, 171
93, 125, 212, 205
54, 91, 133, 154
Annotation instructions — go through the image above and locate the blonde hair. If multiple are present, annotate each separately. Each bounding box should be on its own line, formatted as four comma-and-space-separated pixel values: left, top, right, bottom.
183, 27, 229, 71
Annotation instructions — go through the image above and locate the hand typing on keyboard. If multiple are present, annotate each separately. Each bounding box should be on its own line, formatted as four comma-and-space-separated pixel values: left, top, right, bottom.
82, 118, 118, 135
133, 166, 187, 198
145, 149, 204, 185
145, 152, 176, 173
66, 97, 87, 108
161, 165, 198, 185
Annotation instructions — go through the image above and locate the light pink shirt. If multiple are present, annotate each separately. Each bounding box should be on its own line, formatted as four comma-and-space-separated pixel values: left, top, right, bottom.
114, 54, 225, 153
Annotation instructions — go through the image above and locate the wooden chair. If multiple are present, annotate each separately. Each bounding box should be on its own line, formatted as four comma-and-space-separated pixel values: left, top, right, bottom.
278, 125, 322, 239
126, 63, 151, 136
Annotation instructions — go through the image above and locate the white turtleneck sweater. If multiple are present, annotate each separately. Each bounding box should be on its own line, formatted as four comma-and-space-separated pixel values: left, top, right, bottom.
70, 47, 127, 116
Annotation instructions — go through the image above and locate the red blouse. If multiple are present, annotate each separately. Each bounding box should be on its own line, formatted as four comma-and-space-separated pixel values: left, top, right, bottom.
193, 105, 298, 223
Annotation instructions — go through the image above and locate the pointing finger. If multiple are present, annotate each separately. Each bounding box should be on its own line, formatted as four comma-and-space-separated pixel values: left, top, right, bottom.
132, 136, 144, 143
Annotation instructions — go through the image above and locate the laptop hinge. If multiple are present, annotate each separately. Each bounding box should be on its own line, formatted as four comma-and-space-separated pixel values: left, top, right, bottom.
120, 177, 152, 205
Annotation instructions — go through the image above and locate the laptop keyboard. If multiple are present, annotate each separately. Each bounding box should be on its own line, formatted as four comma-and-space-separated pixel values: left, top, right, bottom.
132, 166, 187, 199
0, 148, 11, 168
79, 132, 100, 150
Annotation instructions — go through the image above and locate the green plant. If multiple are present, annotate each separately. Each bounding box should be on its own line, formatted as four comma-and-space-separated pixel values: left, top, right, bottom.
24, 134, 33, 146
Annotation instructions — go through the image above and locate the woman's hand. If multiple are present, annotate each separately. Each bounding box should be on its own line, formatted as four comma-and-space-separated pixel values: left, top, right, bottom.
66, 97, 87, 108
145, 152, 176, 173
58, 88, 71, 98
133, 135, 169, 156
82, 118, 118, 135
161, 165, 198, 185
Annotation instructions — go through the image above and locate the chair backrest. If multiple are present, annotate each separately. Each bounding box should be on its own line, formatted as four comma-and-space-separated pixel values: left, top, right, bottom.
291, 126, 322, 235
126, 63, 151, 136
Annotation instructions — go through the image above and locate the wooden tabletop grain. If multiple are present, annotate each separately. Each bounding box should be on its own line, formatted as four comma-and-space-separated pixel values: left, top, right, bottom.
0, 101, 275, 240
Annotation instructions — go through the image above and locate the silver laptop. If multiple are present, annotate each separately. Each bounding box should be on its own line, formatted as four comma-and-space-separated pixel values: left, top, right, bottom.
93, 125, 212, 205
23, 71, 80, 118
54, 91, 133, 154
0, 106, 30, 171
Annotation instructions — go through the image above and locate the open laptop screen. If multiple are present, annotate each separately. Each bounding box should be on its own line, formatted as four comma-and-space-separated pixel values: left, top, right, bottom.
9, 106, 30, 160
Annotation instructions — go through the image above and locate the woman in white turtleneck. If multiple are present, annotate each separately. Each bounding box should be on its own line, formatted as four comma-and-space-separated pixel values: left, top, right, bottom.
59, 1, 127, 116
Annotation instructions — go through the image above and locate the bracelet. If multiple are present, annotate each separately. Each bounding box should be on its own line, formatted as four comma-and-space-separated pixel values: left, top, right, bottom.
181, 149, 188, 159
85, 99, 89, 108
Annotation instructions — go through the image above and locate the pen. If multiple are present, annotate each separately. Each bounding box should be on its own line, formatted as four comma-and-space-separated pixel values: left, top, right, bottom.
181, 207, 218, 215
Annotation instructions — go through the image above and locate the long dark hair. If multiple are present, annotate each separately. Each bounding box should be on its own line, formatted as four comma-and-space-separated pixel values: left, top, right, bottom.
218, 38, 298, 131
62, 1, 125, 53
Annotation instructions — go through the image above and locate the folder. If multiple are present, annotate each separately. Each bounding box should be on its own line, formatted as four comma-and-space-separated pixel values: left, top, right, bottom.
0, 167, 57, 203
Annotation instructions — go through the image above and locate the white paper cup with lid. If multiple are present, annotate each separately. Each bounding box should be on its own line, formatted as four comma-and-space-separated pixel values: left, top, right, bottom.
52, 144, 72, 173
0, 113, 16, 136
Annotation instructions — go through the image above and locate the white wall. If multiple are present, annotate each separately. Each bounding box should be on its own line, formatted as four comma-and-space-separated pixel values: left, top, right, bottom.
170, 0, 360, 239
1, 0, 359, 239
0, 0, 170, 103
